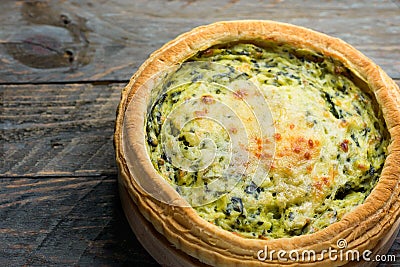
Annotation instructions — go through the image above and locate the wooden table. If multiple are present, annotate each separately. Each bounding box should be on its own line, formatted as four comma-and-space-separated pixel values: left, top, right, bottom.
1, 0, 399, 266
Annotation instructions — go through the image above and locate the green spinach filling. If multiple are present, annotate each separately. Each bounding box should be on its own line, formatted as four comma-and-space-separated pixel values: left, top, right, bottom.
145, 43, 389, 239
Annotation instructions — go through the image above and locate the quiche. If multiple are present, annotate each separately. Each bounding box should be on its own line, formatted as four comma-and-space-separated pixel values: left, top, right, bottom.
115, 21, 400, 266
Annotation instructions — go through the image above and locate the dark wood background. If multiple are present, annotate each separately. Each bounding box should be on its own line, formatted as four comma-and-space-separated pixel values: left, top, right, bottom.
1, 0, 399, 266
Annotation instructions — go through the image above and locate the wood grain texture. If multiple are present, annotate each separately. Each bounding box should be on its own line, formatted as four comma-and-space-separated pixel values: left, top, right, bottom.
1, 73, 399, 179
0, 176, 159, 266
1, 83, 121, 177
0, 176, 397, 266
0, 0, 398, 84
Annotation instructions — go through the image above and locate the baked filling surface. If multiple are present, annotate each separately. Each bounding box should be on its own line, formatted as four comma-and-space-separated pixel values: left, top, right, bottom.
145, 43, 389, 239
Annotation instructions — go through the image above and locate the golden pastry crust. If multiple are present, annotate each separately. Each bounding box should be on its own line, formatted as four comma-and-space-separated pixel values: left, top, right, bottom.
114, 20, 400, 266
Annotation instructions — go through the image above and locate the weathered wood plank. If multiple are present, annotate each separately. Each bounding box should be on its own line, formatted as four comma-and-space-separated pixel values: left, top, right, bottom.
1, 83, 121, 177
0, 176, 159, 266
1, 80, 399, 177
0, 0, 398, 84
0, 176, 398, 266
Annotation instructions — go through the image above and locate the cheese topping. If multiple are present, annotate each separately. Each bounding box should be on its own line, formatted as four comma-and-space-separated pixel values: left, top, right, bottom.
145, 43, 389, 239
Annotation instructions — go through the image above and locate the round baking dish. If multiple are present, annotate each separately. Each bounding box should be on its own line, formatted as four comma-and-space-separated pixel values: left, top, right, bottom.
114, 20, 400, 266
